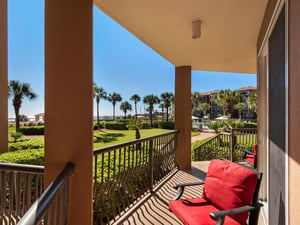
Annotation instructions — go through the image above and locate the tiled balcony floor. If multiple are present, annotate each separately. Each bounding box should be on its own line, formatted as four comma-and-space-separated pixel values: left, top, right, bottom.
113, 161, 210, 225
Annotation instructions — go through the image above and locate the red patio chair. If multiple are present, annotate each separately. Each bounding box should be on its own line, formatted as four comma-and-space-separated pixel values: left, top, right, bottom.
242, 144, 258, 168
169, 159, 262, 225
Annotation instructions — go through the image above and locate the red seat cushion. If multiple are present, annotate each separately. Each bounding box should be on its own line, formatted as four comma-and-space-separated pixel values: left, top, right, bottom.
169, 198, 241, 225
245, 154, 255, 164
202, 160, 258, 225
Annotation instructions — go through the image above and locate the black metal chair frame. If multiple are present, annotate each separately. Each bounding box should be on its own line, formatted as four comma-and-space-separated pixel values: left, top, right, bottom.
242, 148, 257, 168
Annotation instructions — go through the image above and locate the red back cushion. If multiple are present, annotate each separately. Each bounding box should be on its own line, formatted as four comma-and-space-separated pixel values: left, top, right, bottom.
253, 144, 258, 154
202, 159, 258, 225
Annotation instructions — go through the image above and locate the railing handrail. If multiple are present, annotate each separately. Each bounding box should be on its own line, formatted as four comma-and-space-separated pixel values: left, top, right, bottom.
193, 128, 257, 162
93, 130, 179, 155
17, 162, 75, 225
93, 130, 178, 223
231, 128, 257, 131
0, 161, 44, 174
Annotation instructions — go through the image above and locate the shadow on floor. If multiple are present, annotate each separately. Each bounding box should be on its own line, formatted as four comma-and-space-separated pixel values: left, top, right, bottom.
114, 161, 209, 225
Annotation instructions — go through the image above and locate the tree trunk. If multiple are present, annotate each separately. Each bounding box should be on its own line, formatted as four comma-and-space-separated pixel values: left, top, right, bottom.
150, 110, 153, 127
222, 108, 226, 115
113, 103, 115, 120
135, 127, 141, 150
14, 105, 20, 132
96, 100, 100, 127
166, 107, 169, 121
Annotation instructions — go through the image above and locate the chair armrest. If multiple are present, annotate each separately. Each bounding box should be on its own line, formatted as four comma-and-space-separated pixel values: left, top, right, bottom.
210, 203, 263, 224
173, 181, 204, 189
172, 181, 204, 200
241, 149, 256, 156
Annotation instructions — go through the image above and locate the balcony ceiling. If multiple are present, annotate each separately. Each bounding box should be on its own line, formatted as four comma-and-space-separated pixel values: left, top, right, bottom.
94, 0, 268, 74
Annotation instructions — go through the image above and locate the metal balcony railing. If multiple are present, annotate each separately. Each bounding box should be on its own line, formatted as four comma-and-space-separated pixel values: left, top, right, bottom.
0, 162, 44, 224
93, 130, 179, 224
17, 162, 75, 225
193, 128, 257, 162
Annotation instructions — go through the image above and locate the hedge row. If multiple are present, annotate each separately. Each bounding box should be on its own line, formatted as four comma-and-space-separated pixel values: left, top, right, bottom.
17, 121, 174, 134
93, 123, 105, 130
158, 121, 174, 129
19, 126, 44, 135
243, 122, 257, 128
94, 121, 174, 130
104, 122, 128, 130
9, 138, 44, 152
0, 149, 44, 165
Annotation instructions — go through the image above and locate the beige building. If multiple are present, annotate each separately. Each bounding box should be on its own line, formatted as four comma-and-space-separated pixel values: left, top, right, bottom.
0, 0, 299, 224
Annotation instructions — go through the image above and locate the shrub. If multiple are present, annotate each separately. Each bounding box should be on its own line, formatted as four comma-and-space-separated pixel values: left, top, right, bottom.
104, 122, 128, 130
207, 121, 224, 133
93, 123, 104, 130
37, 121, 44, 126
0, 149, 44, 165
158, 121, 174, 129
19, 126, 44, 135
152, 121, 159, 128
192, 138, 210, 150
141, 122, 151, 129
224, 119, 244, 129
10, 132, 23, 142
243, 122, 257, 128
192, 137, 231, 161
9, 138, 44, 151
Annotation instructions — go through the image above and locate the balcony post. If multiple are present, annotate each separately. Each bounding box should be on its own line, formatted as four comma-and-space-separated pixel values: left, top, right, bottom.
174, 66, 191, 170
149, 139, 154, 192
0, 0, 8, 153
45, 0, 93, 224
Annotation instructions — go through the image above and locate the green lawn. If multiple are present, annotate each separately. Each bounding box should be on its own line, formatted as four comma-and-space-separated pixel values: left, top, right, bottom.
6, 127, 199, 150
8, 125, 15, 135
93, 129, 174, 149
191, 131, 201, 137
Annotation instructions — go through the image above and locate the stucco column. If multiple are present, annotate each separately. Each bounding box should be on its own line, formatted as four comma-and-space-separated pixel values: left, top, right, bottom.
174, 66, 191, 170
45, 0, 93, 224
0, 0, 8, 153
289, 1, 300, 224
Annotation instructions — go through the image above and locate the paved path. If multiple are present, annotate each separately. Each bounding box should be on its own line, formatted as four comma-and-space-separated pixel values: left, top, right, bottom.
191, 132, 215, 143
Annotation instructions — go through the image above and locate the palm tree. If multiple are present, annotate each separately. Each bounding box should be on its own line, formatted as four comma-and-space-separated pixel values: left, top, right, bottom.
8, 80, 37, 132
234, 102, 246, 119
214, 90, 241, 115
93, 83, 107, 127
248, 91, 257, 116
226, 91, 241, 115
198, 103, 210, 116
107, 92, 122, 120
127, 118, 143, 149
213, 91, 227, 115
191, 92, 202, 114
160, 92, 174, 121
130, 94, 141, 119
159, 103, 165, 115
143, 94, 160, 127
120, 101, 132, 119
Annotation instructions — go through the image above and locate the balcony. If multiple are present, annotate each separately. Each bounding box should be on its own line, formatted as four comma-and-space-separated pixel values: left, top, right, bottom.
0, 129, 256, 224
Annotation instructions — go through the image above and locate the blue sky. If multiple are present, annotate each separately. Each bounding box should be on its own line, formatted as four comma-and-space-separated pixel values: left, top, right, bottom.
8, 1, 256, 118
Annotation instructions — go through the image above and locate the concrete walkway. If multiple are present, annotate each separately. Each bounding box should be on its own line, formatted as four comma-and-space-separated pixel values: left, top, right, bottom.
191, 132, 215, 143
